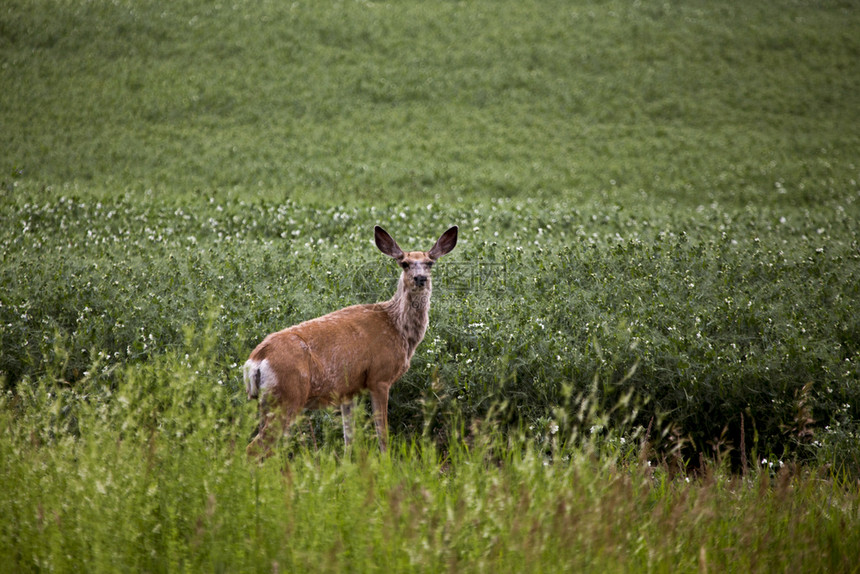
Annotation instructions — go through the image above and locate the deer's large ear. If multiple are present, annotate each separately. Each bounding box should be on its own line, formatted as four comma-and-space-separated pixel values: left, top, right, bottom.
428, 226, 458, 260
375, 226, 404, 259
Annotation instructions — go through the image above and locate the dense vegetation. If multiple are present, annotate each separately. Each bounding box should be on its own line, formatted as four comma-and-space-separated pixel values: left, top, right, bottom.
2, 197, 859, 470
2, 0, 859, 571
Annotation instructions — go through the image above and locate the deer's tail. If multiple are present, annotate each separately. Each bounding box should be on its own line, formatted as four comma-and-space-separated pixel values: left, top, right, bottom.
243, 359, 263, 400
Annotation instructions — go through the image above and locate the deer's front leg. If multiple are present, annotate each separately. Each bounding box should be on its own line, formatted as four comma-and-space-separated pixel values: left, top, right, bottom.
369, 386, 391, 453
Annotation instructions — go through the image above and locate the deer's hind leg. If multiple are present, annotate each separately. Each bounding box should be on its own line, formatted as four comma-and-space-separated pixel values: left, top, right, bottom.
247, 405, 295, 459
246, 356, 311, 460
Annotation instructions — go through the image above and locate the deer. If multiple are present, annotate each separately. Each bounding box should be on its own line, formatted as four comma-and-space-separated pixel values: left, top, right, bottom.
243, 225, 458, 457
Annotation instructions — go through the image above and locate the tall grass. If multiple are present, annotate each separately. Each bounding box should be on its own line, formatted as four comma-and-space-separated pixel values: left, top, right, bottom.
2, 339, 858, 572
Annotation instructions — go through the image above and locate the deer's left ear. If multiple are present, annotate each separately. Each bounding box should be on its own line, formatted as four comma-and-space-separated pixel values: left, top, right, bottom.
428, 226, 458, 260
375, 226, 405, 259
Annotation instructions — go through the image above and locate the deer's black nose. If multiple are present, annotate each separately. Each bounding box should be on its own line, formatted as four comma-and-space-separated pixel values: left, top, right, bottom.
414, 275, 428, 288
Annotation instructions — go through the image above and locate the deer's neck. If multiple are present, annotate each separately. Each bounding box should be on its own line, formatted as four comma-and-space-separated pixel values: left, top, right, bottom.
383, 277, 431, 358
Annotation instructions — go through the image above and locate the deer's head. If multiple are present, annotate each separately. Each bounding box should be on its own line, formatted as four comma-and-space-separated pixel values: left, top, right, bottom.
375, 225, 458, 291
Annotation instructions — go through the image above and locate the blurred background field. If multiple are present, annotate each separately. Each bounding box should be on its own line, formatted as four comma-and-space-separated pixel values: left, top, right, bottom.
3, 0, 858, 205
2, 0, 860, 571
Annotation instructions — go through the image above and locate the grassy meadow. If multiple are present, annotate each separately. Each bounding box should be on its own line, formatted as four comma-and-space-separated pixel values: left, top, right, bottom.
2, 0, 860, 571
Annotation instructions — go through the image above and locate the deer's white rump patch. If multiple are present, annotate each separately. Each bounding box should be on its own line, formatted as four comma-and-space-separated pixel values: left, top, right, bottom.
243, 358, 276, 400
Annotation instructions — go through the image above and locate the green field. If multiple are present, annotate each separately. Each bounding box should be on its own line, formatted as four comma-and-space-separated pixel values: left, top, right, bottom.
2, 0, 860, 571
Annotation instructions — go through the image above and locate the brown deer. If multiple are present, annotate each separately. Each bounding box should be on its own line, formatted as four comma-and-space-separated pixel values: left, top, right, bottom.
244, 225, 458, 457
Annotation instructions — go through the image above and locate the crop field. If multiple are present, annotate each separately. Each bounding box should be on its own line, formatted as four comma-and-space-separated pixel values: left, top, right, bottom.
2, 0, 860, 571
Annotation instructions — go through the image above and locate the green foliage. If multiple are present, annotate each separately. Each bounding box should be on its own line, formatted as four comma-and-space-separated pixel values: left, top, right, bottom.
2, 195, 858, 472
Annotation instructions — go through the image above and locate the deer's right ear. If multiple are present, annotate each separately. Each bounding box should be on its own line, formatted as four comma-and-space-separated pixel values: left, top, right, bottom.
374, 226, 404, 259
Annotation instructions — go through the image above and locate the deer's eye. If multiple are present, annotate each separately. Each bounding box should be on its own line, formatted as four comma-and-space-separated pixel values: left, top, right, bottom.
426, 261, 434, 268
400, 261, 410, 269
